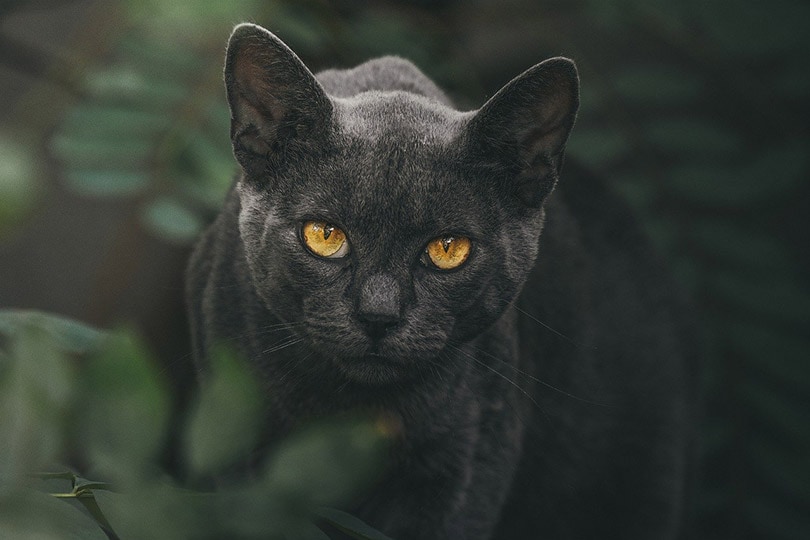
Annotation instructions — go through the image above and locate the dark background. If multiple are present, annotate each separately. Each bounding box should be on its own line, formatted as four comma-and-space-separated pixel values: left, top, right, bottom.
1, 1, 808, 538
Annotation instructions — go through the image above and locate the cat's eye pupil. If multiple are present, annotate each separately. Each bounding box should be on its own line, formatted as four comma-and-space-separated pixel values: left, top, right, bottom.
324, 225, 334, 240
441, 236, 453, 253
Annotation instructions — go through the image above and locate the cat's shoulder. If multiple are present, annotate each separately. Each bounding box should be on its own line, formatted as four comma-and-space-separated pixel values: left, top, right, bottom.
317, 56, 452, 105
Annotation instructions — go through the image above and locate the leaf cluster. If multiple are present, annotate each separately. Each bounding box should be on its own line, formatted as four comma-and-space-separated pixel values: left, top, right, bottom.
0, 311, 392, 539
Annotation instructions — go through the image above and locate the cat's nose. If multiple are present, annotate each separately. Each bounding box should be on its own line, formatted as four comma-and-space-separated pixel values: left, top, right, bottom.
357, 273, 401, 338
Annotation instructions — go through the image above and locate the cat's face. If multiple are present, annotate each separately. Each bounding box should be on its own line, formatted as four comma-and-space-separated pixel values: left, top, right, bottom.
225, 24, 578, 385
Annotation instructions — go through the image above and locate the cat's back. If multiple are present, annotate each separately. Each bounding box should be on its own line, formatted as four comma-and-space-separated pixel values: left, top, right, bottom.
316, 56, 452, 106
496, 164, 699, 539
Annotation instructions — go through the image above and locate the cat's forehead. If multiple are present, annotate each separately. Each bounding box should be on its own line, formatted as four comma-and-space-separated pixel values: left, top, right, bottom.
332, 92, 466, 143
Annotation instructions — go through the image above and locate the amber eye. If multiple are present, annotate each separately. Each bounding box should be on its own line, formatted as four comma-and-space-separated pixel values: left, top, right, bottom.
424, 235, 472, 270
302, 221, 350, 258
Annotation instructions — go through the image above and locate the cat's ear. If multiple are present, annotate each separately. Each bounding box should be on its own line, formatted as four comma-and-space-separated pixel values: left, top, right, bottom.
465, 58, 579, 207
224, 23, 332, 174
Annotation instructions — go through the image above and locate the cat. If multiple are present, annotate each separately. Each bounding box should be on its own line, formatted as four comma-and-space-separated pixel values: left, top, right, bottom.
186, 22, 698, 540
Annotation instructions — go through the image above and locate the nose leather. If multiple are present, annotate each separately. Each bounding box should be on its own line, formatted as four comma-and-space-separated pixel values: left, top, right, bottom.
358, 273, 401, 327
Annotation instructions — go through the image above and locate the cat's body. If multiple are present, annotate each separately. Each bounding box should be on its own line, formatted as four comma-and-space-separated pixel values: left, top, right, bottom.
187, 23, 697, 539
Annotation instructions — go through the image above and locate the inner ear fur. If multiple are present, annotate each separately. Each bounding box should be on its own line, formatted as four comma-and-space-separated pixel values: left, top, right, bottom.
224, 23, 332, 172
466, 57, 580, 207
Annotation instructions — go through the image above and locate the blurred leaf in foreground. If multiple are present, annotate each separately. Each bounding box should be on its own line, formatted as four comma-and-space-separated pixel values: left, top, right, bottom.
76, 330, 169, 485
0, 488, 107, 540
0, 134, 41, 235
0, 316, 75, 491
183, 345, 263, 478
263, 418, 391, 511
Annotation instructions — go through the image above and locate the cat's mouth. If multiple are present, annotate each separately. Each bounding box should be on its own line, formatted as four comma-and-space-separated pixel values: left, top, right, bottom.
332, 352, 412, 386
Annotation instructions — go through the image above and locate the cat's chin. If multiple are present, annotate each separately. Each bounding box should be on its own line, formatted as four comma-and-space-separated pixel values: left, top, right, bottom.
333, 354, 413, 386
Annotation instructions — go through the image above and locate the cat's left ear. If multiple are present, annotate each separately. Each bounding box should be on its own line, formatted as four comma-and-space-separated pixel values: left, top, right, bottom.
465, 58, 579, 207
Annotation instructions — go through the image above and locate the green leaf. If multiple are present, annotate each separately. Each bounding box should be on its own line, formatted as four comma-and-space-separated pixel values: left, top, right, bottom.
116, 34, 208, 78
316, 507, 394, 540
77, 331, 169, 484
83, 65, 188, 106
0, 134, 41, 233
61, 105, 171, 138
0, 489, 107, 540
65, 170, 151, 198
141, 197, 205, 245
74, 492, 118, 539
181, 130, 236, 188
287, 521, 332, 540
0, 323, 74, 489
178, 173, 229, 210
93, 483, 201, 539
124, 0, 264, 42
0, 311, 104, 355
212, 486, 293, 537
183, 347, 263, 476
51, 135, 153, 168
267, 3, 330, 56
263, 419, 389, 509
73, 477, 113, 495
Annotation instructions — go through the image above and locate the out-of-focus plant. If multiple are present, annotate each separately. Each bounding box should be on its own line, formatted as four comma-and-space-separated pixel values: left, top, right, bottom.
0, 311, 392, 539
0, 134, 41, 236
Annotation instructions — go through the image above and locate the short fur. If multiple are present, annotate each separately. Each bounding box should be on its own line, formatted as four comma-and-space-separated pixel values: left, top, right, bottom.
187, 23, 697, 539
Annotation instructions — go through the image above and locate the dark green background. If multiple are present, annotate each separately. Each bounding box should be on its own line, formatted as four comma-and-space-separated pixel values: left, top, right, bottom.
1, 1, 808, 538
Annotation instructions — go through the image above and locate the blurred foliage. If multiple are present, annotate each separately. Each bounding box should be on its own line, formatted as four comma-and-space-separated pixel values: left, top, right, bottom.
48, 0, 460, 245
0, 311, 391, 539
1, 0, 809, 538
0, 133, 41, 235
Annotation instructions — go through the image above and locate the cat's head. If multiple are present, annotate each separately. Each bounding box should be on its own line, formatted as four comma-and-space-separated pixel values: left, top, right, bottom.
224, 23, 578, 385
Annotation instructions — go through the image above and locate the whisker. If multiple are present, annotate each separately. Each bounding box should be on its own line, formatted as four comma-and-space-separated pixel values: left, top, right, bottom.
261, 337, 304, 355
276, 351, 313, 385
514, 305, 592, 350
446, 343, 550, 422
456, 340, 612, 408
254, 326, 305, 338
212, 320, 306, 347
499, 299, 594, 351
256, 321, 307, 332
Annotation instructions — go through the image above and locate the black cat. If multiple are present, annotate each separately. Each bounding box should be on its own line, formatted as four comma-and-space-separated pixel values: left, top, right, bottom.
186, 23, 698, 539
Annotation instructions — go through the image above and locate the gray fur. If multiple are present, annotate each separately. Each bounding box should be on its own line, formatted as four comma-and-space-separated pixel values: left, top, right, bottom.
187, 23, 697, 540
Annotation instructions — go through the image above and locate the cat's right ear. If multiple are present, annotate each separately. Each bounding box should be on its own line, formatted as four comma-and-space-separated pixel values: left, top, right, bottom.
224, 23, 332, 175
